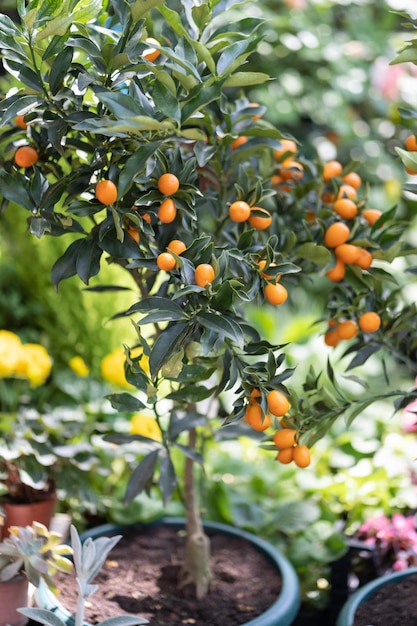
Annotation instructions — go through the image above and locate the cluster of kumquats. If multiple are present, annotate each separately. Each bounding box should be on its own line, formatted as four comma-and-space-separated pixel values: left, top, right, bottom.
244, 388, 311, 467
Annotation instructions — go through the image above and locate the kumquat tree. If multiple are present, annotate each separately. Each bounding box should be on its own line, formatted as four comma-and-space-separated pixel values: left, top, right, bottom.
1, 0, 417, 598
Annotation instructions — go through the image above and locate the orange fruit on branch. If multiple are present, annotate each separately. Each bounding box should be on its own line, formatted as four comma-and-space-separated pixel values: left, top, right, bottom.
335, 243, 361, 264
336, 320, 358, 340
14, 145, 38, 168
333, 198, 358, 220
143, 37, 161, 62
95, 179, 118, 205
362, 208, 382, 226
248, 207, 272, 230
195, 263, 215, 287
267, 389, 290, 416
167, 239, 187, 255
359, 312, 381, 333
405, 135, 417, 151
158, 173, 179, 195
293, 444, 311, 468
244, 403, 271, 432
158, 198, 177, 223
276, 447, 294, 464
273, 428, 298, 449
274, 138, 297, 160
324, 222, 350, 248
231, 136, 248, 150
342, 172, 362, 189
15, 115, 27, 129
326, 258, 346, 282
264, 282, 288, 305
229, 200, 251, 222
322, 160, 343, 181
157, 252, 176, 271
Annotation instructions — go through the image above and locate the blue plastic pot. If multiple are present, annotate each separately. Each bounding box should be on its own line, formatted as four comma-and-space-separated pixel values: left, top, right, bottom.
336, 566, 417, 626
37, 517, 300, 626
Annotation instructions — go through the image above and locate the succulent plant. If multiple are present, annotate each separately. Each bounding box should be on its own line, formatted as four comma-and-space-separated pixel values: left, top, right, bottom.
18, 524, 148, 626
0, 521, 73, 591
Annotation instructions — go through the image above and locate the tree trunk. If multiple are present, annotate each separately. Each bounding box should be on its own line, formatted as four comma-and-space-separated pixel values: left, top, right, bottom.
183, 426, 212, 599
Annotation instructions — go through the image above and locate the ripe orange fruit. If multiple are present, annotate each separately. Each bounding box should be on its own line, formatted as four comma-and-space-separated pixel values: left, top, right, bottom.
143, 37, 161, 62
95, 179, 118, 204
157, 252, 176, 271
127, 226, 140, 243
264, 282, 288, 305
362, 208, 382, 226
336, 320, 358, 340
14, 146, 38, 168
322, 160, 343, 181
326, 258, 346, 282
231, 136, 248, 150
279, 159, 304, 181
293, 444, 311, 468
167, 239, 186, 255
248, 207, 272, 230
158, 198, 177, 223
354, 248, 373, 270
273, 428, 297, 449
324, 327, 340, 347
342, 172, 362, 189
359, 312, 381, 333
142, 212, 152, 224
244, 403, 271, 432
15, 115, 27, 129
405, 135, 417, 151
321, 190, 335, 204
324, 222, 350, 248
249, 388, 261, 403
405, 166, 417, 175
158, 173, 179, 195
258, 260, 279, 280
249, 102, 262, 120
267, 389, 290, 416
335, 243, 361, 264
336, 184, 357, 200
274, 138, 297, 160
195, 263, 215, 287
333, 198, 358, 220
276, 447, 294, 464
229, 200, 251, 222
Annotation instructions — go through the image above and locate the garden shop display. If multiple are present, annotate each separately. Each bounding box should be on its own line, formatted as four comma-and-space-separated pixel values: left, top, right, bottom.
1, 0, 417, 619
0, 521, 72, 626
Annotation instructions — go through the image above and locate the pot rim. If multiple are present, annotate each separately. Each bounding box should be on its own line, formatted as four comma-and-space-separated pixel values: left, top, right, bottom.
336, 565, 417, 626
36, 516, 300, 626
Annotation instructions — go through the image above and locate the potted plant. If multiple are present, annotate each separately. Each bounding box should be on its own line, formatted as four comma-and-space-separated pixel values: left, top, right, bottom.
0, 329, 57, 537
21, 524, 148, 626
0, 0, 417, 623
0, 520, 73, 626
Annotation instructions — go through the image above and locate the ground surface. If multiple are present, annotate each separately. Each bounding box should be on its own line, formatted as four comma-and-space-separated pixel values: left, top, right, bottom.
49, 524, 283, 625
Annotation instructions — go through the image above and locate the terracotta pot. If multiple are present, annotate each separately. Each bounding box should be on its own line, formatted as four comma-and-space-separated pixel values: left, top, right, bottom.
0, 575, 29, 626
336, 566, 417, 626
36, 517, 301, 626
0, 493, 56, 539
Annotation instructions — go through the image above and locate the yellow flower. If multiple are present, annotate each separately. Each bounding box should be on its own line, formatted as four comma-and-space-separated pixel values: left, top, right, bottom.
100, 348, 130, 388
130, 413, 162, 441
15, 343, 52, 387
69, 356, 90, 377
0, 330, 23, 377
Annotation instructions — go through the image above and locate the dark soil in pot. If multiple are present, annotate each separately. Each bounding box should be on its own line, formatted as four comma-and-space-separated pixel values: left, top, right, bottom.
352, 573, 417, 626
51, 524, 283, 625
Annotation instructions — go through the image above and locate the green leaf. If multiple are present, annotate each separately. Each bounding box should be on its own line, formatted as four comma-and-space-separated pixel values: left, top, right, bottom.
118, 297, 187, 320
51, 239, 84, 289
158, 455, 177, 507
118, 142, 161, 197
131, 0, 164, 22
0, 170, 32, 211
149, 321, 190, 378
107, 393, 146, 412
0, 95, 44, 127
152, 81, 181, 123
95, 91, 144, 118
395, 146, 417, 171
5, 60, 43, 91
157, 4, 187, 35
75, 238, 103, 285
124, 449, 159, 504
216, 39, 255, 76
167, 385, 215, 403
296, 242, 331, 267
223, 71, 270, 87
181, 83, 222, 123
17, 608, 67, 626
197, 311, 245, 348
49, 45, 73, 94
